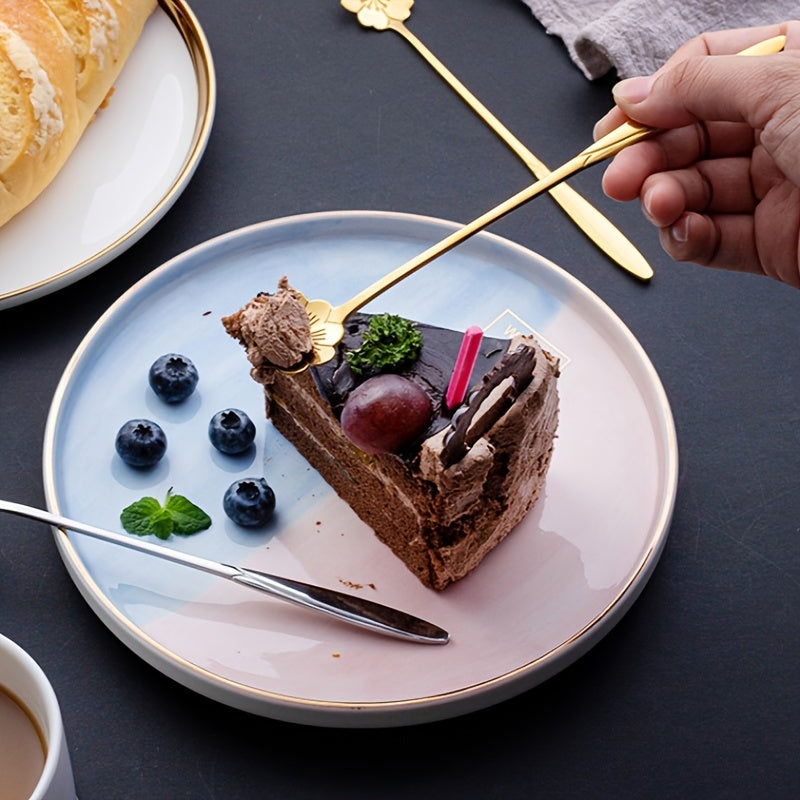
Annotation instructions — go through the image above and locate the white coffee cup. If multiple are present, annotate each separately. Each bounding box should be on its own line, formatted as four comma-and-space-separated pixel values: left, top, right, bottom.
0, 633, 76, 800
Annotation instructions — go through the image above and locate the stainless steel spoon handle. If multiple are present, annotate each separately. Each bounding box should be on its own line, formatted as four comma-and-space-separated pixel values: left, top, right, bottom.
0, 500, 449, 645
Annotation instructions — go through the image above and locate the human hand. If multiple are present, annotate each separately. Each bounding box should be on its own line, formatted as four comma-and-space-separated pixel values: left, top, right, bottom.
594, 22, 800, 287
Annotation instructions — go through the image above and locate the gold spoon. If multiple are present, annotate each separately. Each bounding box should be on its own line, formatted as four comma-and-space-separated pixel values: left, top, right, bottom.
300, 116, 651, 369
341, 0, 654, 281
298, 32, 787, 371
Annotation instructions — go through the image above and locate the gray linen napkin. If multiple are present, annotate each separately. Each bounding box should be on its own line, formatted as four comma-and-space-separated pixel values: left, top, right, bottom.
520, 0, 796, 79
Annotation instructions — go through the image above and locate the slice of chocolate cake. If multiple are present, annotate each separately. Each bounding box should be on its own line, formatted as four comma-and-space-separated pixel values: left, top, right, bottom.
223, 278, 559, 590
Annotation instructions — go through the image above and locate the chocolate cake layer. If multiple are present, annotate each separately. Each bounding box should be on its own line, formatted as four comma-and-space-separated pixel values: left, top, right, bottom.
262, 334, 558, 590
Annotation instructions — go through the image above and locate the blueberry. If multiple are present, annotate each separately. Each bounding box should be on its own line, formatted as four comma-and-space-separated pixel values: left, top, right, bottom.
223, 478, 275, 527
115, 419, 167, 468
208, 409, 256, 454
148, 354, 198, 403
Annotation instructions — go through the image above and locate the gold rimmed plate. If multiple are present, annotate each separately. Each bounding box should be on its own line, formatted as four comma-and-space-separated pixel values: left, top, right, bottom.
0, 0, 215, 310
43, 211, 677, 727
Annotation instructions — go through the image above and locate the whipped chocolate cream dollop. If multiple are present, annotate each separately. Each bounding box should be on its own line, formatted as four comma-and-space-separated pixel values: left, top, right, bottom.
222, 276, 313, 377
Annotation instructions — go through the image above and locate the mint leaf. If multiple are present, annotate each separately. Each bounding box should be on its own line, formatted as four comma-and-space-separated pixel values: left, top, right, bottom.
149, 507, 177, 540
164, 492, 212, 536
120, 497, 163, 535
120, 489, 211, 539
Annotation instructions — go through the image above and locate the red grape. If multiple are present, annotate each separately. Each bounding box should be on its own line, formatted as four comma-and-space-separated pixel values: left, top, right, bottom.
340, 374, 432, 455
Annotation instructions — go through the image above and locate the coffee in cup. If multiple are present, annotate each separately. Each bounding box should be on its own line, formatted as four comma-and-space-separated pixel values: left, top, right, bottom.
0, 683, 46, 799
0, 633, 76, 800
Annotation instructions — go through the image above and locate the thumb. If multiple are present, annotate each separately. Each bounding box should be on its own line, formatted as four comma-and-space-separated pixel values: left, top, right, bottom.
612, 53, 792, 131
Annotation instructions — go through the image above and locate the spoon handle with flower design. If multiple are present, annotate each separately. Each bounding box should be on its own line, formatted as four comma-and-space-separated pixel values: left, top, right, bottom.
341, 1, 652, 280
309, 24, 785, 349
299, 28, 787, 364
302, 115, 657, 360
385, 17, 654, 281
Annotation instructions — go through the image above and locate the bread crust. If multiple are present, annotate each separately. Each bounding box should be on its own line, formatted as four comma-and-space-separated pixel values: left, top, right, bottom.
0, 0, 156, 227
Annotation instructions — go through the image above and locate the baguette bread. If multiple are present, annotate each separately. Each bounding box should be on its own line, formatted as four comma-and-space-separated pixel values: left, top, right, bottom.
0, 0, 157, 228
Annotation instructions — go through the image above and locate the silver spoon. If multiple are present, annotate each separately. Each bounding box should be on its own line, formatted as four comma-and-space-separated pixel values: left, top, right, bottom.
0, 500, 449, 645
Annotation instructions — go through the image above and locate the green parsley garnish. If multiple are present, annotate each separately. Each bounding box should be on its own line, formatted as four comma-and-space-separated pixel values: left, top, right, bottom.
120, 488, 211, 540
346, 314, 423, 376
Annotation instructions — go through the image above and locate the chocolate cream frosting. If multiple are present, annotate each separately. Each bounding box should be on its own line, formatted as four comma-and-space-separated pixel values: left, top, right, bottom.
221, 276, 313, 374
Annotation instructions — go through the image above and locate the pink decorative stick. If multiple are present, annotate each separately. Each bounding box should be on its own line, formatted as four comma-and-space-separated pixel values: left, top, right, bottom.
445, 325, 484, 410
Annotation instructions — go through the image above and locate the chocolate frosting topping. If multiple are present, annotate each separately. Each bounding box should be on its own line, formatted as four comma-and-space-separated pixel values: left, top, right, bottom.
222, 277, 313, 375
310, 313, 538, 464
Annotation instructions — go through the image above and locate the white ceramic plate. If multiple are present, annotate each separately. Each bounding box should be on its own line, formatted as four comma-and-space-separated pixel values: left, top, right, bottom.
0, 0, 215, 310
43, 211, 678, 727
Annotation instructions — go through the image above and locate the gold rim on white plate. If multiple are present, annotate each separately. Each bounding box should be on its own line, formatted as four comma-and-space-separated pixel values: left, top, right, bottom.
0, 0, 216, 309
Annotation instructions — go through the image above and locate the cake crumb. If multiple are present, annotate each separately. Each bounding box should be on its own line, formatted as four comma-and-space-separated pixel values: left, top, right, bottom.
331, 653, 341, 658
339, 578, 363, 590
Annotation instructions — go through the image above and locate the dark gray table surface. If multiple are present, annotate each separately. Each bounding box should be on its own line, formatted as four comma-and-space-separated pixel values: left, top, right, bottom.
1, 1, 798, 797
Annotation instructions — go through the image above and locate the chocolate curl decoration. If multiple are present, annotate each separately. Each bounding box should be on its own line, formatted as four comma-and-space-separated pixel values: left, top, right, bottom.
441, 345, 537, 466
